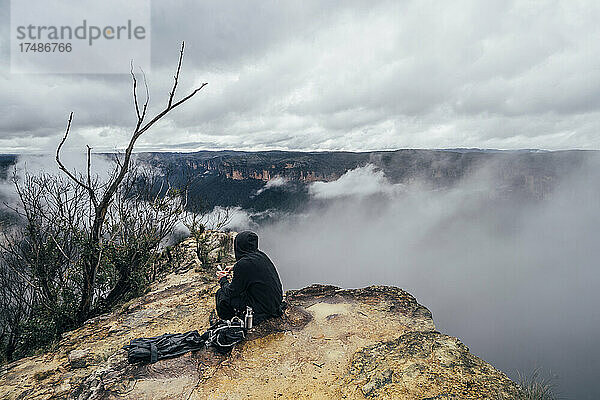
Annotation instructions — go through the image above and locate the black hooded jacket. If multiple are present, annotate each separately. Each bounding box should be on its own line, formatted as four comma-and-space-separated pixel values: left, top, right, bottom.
215, 231, 283, 324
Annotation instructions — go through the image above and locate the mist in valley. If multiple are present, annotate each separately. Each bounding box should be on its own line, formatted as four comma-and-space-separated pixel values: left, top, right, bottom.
2, 153, 599, 398
251, 159, 600, 400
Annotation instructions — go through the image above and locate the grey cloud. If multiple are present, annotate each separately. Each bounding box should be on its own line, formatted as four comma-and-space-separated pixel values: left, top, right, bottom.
2, 0, 600, 152
149, 0, 370, 69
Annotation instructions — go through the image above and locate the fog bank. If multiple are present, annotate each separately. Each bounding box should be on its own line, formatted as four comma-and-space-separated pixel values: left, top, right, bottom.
257, 161, 600, 399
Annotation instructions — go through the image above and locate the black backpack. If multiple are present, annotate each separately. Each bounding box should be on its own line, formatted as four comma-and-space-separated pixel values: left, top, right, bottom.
124, 317, 247, 364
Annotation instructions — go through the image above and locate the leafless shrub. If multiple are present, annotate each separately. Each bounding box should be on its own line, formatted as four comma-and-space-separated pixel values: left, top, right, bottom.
0, 42, 204, 361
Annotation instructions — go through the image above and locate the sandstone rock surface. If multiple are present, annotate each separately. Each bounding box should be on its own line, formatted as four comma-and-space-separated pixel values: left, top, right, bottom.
0, 236, 518, 399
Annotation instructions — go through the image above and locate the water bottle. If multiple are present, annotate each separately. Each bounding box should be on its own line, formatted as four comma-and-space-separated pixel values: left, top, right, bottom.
245, 306, 253, 329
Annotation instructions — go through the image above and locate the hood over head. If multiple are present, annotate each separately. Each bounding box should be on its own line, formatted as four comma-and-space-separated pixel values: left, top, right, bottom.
234, 231, 259, 261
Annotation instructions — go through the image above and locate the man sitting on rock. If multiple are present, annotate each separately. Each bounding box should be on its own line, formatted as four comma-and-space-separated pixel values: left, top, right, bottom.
215, 230, 284, 325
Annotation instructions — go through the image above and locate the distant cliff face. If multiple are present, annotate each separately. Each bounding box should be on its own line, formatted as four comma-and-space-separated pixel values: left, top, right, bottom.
140, 150, 594, 207
0, 233, 518, 399
179, 156, 345, 183
0, 150, 592, 214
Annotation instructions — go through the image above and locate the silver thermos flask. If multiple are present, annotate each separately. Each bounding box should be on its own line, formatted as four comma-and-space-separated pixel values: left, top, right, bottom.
245, 306, 253, 329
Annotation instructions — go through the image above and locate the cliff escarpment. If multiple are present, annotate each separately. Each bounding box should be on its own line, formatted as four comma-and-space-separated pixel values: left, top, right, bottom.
0, 235, 518, 399
137, 149, 592, 207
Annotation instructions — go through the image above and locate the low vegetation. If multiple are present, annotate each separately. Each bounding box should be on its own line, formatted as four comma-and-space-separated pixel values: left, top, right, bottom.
497, 369, 559, 400
0, 42, 206, 362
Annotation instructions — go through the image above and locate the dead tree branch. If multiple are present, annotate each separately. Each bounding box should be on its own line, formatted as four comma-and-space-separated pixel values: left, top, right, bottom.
54, 41, 207, 321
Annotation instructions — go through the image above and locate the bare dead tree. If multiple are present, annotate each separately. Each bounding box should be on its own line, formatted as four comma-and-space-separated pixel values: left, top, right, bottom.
0, 164, 188, 360
99, 165, 187, 308
55, 42, 207, 322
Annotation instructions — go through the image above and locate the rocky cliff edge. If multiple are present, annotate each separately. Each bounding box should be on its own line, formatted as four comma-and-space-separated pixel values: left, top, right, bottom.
0, 234, 518, 399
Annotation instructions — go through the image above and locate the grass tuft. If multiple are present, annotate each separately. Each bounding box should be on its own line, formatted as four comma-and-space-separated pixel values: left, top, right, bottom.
497, 368, 560, 400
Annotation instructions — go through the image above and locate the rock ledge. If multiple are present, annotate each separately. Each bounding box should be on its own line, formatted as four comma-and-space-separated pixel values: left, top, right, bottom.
0, 239, 518, 399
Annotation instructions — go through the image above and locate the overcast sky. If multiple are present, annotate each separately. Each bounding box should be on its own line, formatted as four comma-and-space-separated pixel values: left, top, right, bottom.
1, 0, 600, 153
